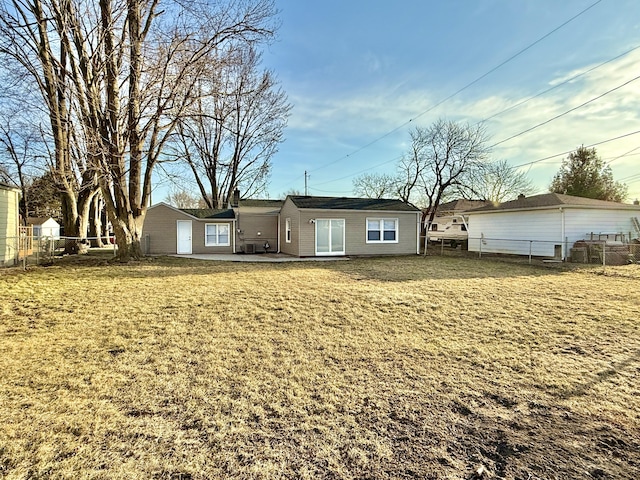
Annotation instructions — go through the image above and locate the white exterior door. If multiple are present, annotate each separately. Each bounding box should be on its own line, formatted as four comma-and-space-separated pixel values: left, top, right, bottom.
177, 220, 192, 254
315, 219, 345, 255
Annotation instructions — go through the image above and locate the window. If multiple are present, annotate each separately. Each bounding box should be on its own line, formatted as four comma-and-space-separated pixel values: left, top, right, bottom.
366, 218, 398, 243
285, 218, 291, 243
205, 223, 230, 246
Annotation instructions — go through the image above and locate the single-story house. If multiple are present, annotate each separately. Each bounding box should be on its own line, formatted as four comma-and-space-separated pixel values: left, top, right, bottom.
143, 203, 236, 255
279, 196, 421, 257
142, 194, 421, 257
27, 217, 61, 239
0, 183, 21, 266
466, 193, 640, 259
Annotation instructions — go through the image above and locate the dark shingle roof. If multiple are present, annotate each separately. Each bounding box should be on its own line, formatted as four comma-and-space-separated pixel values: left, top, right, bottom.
470, 193, 639, 212
288, 196, 419, 212
179, 208, 235, 219
239, 199, 284, 207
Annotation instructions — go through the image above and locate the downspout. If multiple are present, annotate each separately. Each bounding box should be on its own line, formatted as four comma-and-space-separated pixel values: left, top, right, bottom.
560, 207, 565, 260
232, 218, 237, 253
277, 214, 281, 253
416, 212, 420, 255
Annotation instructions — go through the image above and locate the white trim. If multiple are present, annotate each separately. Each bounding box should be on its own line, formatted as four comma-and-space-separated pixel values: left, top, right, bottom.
365, 217, 399, 244
204, 223, 231, 247
315, 218, 345, 256
285, 217, 292, 243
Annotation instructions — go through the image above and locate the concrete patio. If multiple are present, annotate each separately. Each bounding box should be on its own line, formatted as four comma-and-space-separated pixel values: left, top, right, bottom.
170, 253, 350, 262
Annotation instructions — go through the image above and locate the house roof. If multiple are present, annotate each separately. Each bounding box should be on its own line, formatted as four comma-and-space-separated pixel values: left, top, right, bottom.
288, 196, 419, 212
469, 193, 640, 213
178, 208, 236, 219
0, 182, 20, 192
239, 199, 283, 208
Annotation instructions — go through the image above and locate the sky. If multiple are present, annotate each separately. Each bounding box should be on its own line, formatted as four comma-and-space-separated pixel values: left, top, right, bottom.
256, 0, 640, 203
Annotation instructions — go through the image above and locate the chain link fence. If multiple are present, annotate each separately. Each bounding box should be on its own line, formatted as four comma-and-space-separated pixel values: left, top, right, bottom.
423, 235, 640, 267
1, 235, 117, 268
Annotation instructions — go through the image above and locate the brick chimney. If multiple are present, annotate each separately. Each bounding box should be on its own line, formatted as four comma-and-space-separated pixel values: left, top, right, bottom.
231, 188, 240, 208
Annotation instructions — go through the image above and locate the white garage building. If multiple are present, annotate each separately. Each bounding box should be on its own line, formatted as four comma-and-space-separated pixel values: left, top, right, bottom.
466, 193, 640, 260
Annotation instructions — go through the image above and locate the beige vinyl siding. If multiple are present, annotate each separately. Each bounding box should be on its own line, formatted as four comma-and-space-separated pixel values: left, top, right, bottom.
279, 198, 300, 256
297, 209, 419, 256
237, 213, 278, 253
0, 186, 20, 265
142, 204, 234, 254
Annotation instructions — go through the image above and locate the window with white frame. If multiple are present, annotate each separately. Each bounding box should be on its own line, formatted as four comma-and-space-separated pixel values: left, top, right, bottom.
366, 218, 398, 243
205, 223, 230, 246
285, 218, 291, 243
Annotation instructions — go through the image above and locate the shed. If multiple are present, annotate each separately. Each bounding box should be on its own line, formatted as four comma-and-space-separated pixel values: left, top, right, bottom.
27, 217, 61, 239
466, 193, 640, 260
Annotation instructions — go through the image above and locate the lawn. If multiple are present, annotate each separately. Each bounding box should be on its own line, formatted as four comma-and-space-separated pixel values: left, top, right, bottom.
0, 254, 639, 479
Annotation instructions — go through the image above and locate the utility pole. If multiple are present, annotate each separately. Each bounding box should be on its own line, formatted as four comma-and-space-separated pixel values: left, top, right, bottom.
304, 170, 309, 195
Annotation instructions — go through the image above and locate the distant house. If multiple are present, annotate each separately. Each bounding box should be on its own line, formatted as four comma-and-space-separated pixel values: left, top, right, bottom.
142, 194, 421, 257
466, 193, 640, 260
0, 183, 21, 266
27, 217, 61, 239
428, 198, 492, 217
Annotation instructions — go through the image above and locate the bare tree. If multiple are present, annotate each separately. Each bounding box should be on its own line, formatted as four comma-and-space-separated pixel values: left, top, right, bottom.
165, 189, 208, 209
457, 159, 536, 203
173, 46, 290, 208
0, 115, 39, 222
1, 0, 278, 260
352, 172, 398, 199
397, 119, 490, 227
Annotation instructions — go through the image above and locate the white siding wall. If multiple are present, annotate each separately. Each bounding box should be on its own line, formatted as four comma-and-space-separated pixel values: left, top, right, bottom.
0, 187, 20, 266
468, 210, 561, 257
564, 208, 639, 242
468, 207, 640, 258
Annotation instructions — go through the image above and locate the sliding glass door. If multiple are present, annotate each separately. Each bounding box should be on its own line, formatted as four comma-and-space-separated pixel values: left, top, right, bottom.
315, 219, 345, 255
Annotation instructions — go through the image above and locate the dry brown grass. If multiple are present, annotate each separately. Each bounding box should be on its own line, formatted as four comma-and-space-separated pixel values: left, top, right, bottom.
1, 253, 639, 479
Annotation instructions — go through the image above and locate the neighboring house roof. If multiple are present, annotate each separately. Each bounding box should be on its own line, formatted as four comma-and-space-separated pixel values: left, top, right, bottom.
431, 199, 492, 214
239, 199, 284, 208
26, 217, 59, 226
179, 208, 235, 219
469, 193, 640, 213
288, 196, 419, 212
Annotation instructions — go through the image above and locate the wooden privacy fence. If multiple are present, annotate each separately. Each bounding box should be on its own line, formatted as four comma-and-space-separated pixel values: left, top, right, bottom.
18, 225, 33, 259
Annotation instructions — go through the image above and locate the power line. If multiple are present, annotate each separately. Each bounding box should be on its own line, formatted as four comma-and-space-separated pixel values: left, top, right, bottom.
606, 145, 640, 165
302, 0, 603, 175
489, 74, 640, 149
480, 44, 640, 125
510, 129, 640, 170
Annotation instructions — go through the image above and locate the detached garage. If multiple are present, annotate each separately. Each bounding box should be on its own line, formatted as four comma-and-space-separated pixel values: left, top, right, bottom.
467, 193, 640, 260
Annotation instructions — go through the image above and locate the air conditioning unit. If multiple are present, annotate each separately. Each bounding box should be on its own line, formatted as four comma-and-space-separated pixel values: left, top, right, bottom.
245, 243, 255, 254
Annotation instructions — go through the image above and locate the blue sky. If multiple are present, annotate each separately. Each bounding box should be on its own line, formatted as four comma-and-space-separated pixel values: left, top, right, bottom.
259, 0, 640, 202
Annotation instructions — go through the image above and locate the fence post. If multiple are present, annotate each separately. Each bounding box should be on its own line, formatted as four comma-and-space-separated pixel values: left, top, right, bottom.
529, 241, 532, 264
602, 241, 606, 272
479, 234, 483, 258
441, 238, 444, 255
